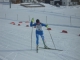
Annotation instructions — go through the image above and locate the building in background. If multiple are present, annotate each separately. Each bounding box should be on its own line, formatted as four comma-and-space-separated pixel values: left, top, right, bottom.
54, 0, 62, 5
62, 0, 80, 6
0, 0, 80, 5
0, 0, 9, 2
12, 0, 21, 3
50, 0, 80, 6
11, 0, 37, 3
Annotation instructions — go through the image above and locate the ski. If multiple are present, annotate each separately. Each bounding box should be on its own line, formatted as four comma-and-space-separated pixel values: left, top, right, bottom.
39, 47, 63, 51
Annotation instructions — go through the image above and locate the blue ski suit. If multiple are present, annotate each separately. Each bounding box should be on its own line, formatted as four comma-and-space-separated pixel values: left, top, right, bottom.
30, 21, 47, 45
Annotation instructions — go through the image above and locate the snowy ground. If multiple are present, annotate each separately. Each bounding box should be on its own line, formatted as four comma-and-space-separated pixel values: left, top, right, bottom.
0, 3, 80, 60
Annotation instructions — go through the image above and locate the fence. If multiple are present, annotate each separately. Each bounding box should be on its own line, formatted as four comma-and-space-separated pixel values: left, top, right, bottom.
0, 4, 80, 28
0, 12, 80, 28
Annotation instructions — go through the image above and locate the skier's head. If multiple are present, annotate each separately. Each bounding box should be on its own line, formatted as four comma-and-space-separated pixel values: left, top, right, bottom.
36, 19, 40, 24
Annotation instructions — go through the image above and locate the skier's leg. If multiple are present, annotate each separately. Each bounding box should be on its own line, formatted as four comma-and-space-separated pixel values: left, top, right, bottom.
36, 34, 39, 53
40, 35, 48, 48
36, 34, 39, 45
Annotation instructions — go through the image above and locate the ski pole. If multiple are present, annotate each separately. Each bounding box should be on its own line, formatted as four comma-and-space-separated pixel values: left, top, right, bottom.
31, 18, 34, 50
48, 30, 56, 49
46, 16, 56, 49
31, 27, 33, 50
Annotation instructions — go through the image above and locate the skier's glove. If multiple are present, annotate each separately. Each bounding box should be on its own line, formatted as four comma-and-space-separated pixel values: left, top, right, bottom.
46, 24, 48, 28
31, 18, 34, 23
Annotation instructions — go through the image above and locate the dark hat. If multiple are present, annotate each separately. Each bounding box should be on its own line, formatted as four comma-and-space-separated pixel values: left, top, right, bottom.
36, 19, 40, 23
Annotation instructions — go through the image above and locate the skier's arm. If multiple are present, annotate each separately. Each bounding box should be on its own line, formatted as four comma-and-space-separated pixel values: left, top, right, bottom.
41, 23, 48, 28
30, 18, 36, 27
30, 22, 36, 27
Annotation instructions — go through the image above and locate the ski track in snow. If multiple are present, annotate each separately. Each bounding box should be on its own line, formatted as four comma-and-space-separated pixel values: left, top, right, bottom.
0, 19, 80, 60
0, 3, 80, 60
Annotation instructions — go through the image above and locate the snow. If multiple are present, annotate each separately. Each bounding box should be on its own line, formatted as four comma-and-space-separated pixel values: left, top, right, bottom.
0, 3, 80, 60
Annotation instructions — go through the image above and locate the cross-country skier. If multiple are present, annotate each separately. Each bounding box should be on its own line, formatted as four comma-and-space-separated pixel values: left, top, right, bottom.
30, 18, 48, 50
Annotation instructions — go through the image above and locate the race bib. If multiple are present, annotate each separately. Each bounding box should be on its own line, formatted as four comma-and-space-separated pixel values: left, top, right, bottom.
36, 24, 42, 31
